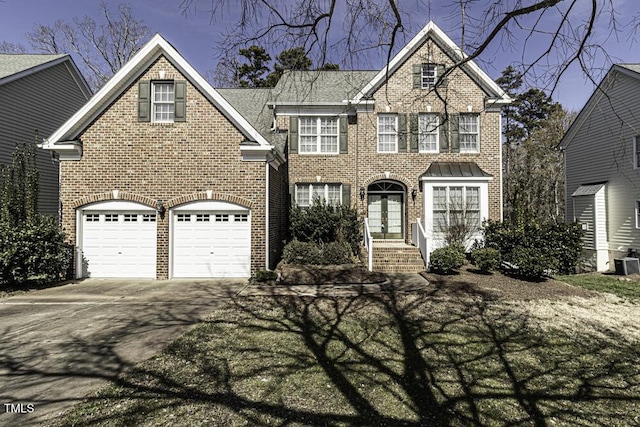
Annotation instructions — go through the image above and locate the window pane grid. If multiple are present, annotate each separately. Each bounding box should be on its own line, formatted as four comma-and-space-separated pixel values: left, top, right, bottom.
459, 115, 479, 152
377, 115, 397, 152
419, 114, 438, 152
432, 186, 481, 234
299, 117, 338, 154
296, 183, 342, 206
153, 82, 175, 123
421, 64, 437, 88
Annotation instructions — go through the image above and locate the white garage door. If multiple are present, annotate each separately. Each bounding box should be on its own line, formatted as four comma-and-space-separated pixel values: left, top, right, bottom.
80, 202, 157, 278
172, 204, 251, 278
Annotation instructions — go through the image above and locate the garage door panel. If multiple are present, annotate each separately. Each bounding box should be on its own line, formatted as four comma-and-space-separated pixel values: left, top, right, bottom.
81, 212, 156, 278
172, 211, 251, 278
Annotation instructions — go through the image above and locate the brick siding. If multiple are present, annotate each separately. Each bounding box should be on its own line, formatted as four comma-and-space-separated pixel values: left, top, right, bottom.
61, 56, 274, 279
286, 39, 502, 236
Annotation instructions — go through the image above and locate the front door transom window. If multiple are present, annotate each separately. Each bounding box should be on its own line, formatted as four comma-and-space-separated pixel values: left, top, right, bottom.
367, 181, 405, 239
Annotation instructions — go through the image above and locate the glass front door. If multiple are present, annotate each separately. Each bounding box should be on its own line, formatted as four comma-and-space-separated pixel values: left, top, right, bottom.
368, 183, 404, 239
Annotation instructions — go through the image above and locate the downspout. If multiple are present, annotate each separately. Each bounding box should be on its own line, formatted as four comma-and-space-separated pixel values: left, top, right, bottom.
265, 161, 270, 270
499, 113, 504, 221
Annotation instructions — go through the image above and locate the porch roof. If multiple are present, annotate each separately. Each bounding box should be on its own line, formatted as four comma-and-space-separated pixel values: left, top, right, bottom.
421, 162, 492, 179
571, 182, 606, 197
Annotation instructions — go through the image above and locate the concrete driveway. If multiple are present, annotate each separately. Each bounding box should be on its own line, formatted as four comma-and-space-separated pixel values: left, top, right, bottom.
0, 278, 247, 427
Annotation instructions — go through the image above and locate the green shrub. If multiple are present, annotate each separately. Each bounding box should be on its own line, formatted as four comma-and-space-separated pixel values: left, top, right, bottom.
282, 240, 353, 265
0, 215, 71, 285
510, 246, 557, 279
289, 200, 361, 255
252, 269, 278, 282
320, 241, 352, 265
471, 247, 502, 272
483, 219, 583, 276
429, 245, 466, 274
282, 240, 322, 265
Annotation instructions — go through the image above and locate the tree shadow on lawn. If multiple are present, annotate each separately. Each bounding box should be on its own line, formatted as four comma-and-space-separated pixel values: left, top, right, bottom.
27, 279, 640, 426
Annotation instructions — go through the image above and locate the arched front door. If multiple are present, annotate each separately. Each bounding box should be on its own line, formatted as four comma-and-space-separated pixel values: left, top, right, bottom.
367, 180, 405, 239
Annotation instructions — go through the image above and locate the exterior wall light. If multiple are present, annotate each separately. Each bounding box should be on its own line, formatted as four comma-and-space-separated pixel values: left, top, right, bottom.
359, 186, 365, 201
156, 199, 166, 219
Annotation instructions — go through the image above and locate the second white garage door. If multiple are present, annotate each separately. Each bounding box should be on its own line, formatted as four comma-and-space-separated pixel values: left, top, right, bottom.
171, 201, 251, 278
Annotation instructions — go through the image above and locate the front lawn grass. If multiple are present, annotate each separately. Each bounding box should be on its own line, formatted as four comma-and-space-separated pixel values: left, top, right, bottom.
557, 273, 640, 301
55, 289, 640, 426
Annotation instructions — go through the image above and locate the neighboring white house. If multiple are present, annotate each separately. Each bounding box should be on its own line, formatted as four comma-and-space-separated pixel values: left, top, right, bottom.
559, 64, 640, 271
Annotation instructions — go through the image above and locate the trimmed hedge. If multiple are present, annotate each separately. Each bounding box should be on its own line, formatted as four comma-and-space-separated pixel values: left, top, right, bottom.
482, 220, 583, 279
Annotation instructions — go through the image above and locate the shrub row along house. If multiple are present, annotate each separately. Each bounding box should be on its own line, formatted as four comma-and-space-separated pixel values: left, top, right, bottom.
41, 21, 510, 279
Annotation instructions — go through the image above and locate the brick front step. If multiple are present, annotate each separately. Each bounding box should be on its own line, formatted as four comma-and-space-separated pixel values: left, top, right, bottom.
370, 244, 426, 273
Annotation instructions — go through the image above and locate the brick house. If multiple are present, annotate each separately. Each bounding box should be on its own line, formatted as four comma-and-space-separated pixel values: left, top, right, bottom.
43, 21, 508, 279
269, 21, 510, 270
42, 35, 286, 279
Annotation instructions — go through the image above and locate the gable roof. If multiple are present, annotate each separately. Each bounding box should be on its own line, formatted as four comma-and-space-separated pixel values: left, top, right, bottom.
0, 54, 91, 97
217, 87, 287, 155
43, 34, 272, 148
351, 21, 511, 107
558, 64, 640, 149
270, 70, 378, 105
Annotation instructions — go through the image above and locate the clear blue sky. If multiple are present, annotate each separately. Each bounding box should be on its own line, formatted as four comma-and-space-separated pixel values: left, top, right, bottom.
1, 0, 638, 112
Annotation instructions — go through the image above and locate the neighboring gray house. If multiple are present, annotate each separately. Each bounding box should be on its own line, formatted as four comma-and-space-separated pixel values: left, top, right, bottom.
0, 54, 91, 216
559, 64, 640, 271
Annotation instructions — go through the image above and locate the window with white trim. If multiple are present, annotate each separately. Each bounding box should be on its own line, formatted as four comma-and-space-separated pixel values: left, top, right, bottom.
418, 113, 439, 153
421, 64, 437, 88
152, 82, 175, 123
105, 214, 119, 222
295, 183, 342, 207
459, 114, 479, 152
634, 136, 640, 169
299, 117, 339, 154
377, 115, 398, 153
85, 214, 100, 222
433, 186, 481, 234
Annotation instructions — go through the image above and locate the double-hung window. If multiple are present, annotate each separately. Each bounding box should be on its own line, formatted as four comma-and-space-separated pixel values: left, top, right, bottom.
421, 64, 437, 88
418, 113, 439, 153
299, 117, 339, 154
377, 115, 398, 153
295, 183, 342, 207
433, 186, 481, 233
152, 82, 175, 123
459, 114, 479, 152
634, 136, 640, 169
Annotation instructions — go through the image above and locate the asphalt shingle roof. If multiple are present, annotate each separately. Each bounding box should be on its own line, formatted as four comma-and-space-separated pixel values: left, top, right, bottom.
0, 54, 67, 81
271, 70, 378, 103
216, 87, 287, 154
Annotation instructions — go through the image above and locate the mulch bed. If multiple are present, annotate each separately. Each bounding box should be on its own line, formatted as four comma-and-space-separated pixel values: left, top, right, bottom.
276, 263, 386, 285
422, 265, 599, 300
265, 263, 599, 301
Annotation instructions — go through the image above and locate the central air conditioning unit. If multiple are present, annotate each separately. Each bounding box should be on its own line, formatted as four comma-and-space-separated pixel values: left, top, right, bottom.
614, 257, 640, 275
